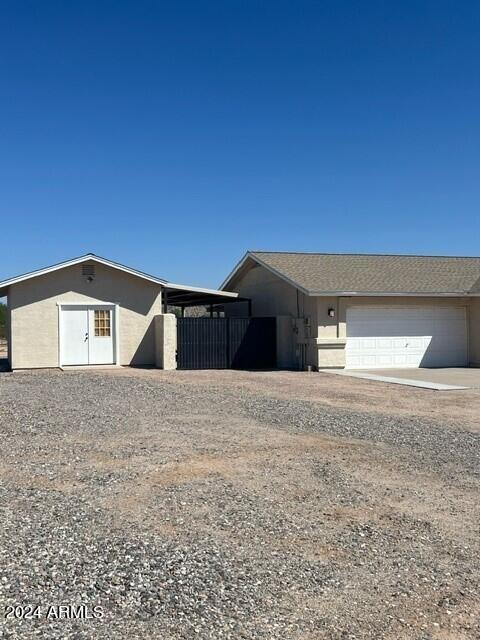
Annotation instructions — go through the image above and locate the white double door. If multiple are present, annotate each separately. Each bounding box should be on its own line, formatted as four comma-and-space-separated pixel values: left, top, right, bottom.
61, 305, 115, 366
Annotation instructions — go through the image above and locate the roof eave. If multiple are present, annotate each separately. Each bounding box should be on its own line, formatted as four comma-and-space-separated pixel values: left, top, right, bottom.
219, 252, 251, 290
165, 282, 238, 297
221, 252, 311, 295
0, 254, 168, 290
308, 291, 477, 297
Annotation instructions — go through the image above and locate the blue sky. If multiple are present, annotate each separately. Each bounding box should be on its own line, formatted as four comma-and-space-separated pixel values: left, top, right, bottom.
1, 1, 479, 288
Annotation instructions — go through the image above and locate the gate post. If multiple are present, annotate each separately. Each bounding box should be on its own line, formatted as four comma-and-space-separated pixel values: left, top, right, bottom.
276, 316, 295, 369
155, 313, 177, 370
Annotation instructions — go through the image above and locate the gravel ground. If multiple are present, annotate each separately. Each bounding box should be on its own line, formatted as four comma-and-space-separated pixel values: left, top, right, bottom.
0, 369, 479, 639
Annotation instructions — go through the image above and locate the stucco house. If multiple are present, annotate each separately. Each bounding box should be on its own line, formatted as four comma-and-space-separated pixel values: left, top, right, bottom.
0, 254, 238, 370
3, 251, 480, 373
221, 251, 480, 370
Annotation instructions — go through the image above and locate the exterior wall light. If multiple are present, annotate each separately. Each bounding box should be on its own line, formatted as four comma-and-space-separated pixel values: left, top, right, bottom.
328, 308, 336, 318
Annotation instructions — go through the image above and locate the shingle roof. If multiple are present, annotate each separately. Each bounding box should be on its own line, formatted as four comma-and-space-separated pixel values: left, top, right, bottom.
241, 252, 480, 295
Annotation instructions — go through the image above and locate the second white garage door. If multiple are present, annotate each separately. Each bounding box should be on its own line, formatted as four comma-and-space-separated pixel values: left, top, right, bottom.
346, 306, 467, 369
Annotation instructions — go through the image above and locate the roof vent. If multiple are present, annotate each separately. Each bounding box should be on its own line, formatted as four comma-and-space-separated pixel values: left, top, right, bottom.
82, 263, 95, 280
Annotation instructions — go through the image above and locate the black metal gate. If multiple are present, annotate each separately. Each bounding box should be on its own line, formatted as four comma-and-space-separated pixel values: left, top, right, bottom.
177, 317, 276, 370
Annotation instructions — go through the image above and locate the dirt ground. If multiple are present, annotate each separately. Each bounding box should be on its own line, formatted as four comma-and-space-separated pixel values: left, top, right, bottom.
0, 367, 478, 639
107, 367, 480, 433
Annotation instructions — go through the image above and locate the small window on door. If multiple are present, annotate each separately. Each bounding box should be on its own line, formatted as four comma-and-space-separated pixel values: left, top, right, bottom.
94, 309, 111, 337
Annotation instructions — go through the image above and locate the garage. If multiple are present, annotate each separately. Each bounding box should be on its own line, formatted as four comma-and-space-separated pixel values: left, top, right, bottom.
221, 251, 480, 370
346, 306, 468, 369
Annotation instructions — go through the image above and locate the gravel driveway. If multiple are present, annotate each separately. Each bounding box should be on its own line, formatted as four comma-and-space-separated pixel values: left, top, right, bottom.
0, 369, 478, 639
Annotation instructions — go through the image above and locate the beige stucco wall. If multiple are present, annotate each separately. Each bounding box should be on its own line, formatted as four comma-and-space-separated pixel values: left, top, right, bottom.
227, 263, 300, 316
155, 313, 177, 369
317, 297, 338, 339
314, 297, 346, 367
469, 298, 480, 366
6, 298, 12, 367
8, 263, 163, 369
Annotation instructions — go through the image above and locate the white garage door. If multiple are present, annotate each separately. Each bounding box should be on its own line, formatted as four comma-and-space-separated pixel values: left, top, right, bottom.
346, 306, 467, 369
